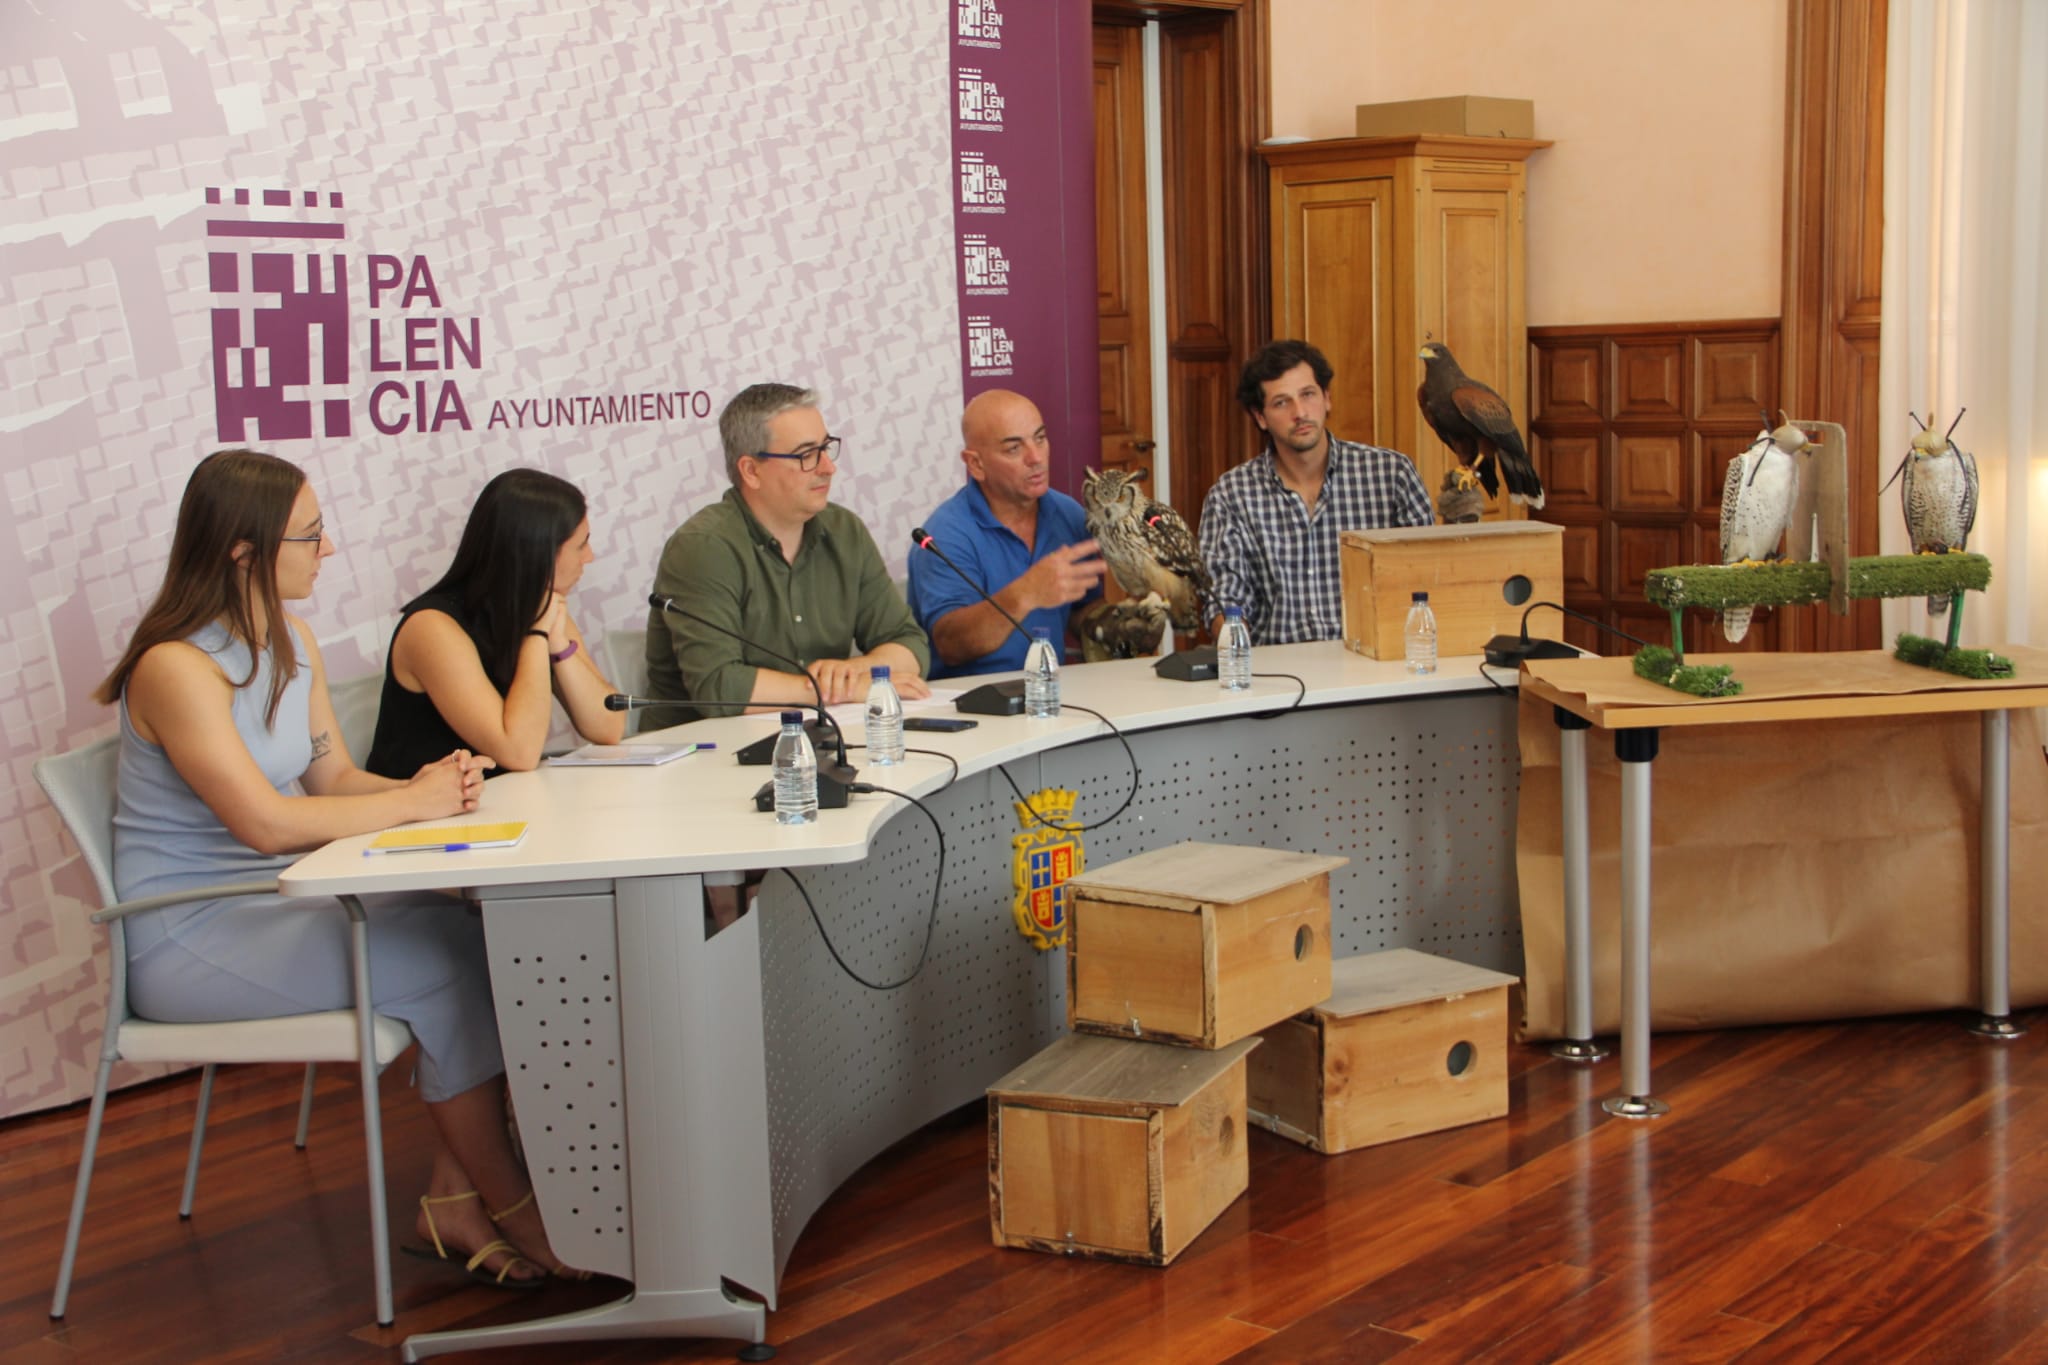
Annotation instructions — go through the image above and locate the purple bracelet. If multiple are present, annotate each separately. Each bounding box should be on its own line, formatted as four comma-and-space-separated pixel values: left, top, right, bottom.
550, 639, 579, 663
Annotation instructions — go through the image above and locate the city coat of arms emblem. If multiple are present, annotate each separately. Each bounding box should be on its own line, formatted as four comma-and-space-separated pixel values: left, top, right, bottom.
1011, 788, 1082, 950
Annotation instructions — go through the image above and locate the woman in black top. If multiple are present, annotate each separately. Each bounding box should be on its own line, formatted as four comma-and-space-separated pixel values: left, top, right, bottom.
367, 469, 623, 777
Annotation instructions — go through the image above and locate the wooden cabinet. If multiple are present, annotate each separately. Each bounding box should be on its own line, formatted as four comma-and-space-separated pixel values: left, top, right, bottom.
1261, 135, 1548, 515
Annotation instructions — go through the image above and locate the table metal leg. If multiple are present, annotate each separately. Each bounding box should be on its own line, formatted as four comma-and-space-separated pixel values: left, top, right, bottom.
1603, 728, 1668, 1119
1551, 707, 1608, 1063
403, 875, 773, 1363
1971, 709, 2026, 1040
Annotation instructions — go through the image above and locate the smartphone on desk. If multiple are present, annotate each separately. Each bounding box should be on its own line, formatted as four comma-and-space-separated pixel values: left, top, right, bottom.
902, 716, 979, 733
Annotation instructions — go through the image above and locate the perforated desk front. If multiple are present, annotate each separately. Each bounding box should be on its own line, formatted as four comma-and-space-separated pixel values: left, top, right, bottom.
282, 643, 1523, 1360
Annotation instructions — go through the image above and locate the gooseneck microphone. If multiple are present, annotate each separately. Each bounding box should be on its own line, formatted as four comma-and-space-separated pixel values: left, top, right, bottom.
911, 526, 1032, 639
1481, 601, 1647, 668
909, 527, 1033, 716
646, 593, 857, 786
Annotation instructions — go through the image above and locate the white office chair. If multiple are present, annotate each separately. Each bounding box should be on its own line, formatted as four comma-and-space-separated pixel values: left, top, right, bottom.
328, 670, 384, 764
37, 736, 411, 1326
602, 627, 652, 735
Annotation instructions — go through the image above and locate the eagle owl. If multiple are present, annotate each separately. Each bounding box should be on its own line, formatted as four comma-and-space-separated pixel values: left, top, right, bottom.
1081, 467, 1212, 630
1717, 422, 1807, 642
1882, 412, 1978, 618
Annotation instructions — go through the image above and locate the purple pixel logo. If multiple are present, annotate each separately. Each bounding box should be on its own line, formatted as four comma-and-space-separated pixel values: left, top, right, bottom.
956, 69, 1004, 129
957, 0, 1004, 47
966, 315, 1015, 377
962, 234, 1011, 295
958, 152, 1007, 213
204, 187, 709, 441
207, 187, 351, 442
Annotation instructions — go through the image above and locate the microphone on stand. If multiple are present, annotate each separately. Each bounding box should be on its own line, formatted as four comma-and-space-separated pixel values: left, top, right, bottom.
909, 526, 1032, 716
645, 594, 859, 800
604, 691, 855, 809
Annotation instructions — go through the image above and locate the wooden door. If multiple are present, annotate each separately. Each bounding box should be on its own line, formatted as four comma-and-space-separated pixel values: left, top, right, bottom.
1270, 171, 1397, 455
1093, 21, 1153, 485
1413, 174, 1524, 514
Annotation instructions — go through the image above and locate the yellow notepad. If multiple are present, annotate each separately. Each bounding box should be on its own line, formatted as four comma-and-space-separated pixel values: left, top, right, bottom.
364, 821, 528, 855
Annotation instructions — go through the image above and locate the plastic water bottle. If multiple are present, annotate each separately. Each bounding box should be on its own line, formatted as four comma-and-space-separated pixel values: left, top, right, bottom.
1023, 628, 1060, 718
1404, 591, 1438, 675
1218, 606, 1253, 692
864, 665, 904, 765
771, 710, 818, 824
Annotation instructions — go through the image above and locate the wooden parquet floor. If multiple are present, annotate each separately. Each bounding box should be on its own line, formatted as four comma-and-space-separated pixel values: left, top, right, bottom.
5, 1010, 2047, 1363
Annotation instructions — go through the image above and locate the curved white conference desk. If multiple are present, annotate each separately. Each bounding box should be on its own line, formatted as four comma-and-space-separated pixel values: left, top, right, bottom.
281, 643, 1523, 1360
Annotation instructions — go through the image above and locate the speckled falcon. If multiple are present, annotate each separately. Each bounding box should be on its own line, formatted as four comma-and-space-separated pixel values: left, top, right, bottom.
1717, 422, 1808, 642
1883, 412, 1978, 619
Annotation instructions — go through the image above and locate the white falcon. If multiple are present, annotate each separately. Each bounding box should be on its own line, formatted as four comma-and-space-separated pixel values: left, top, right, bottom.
1886, 413, 1979, 619
1717, 423, 1807, 643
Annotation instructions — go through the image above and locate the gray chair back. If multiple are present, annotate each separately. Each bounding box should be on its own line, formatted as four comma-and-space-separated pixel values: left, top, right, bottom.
602, 628, 652, 735
328, 672, 384, 764
34, 737, 121, 910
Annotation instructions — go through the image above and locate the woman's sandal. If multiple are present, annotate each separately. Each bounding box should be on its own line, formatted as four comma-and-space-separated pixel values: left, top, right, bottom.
490, 1192, 594, 1281
400, 1190, 546, 1291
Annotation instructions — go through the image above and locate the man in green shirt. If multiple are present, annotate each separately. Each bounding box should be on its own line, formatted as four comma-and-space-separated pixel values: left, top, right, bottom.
644, 382, 932, 727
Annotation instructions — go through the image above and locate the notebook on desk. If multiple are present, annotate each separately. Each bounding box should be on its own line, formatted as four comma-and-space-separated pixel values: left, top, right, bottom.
364, 821, 529, 855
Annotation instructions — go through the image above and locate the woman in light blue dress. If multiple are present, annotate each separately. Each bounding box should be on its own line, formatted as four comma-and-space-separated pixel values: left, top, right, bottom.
95, 449, 572, 1287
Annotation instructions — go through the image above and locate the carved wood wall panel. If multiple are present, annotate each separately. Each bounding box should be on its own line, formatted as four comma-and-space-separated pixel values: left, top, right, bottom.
1530, 320, 1784, 655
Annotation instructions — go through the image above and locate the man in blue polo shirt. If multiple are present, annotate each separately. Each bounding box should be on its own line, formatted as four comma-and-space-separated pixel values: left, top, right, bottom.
908, 389, 1106, 678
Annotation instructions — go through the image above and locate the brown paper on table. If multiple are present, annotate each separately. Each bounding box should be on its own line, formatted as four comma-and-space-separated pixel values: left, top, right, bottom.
1515, 690, 2048, 1039
1529, 646, 2048, 714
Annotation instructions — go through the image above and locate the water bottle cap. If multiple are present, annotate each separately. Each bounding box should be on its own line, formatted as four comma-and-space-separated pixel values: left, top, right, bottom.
1412, 591, 1429, 603
1031, 627, 1051, 640
871, 665, 891, 679
779, 710, 804, 724
1224, 606, 1243, 619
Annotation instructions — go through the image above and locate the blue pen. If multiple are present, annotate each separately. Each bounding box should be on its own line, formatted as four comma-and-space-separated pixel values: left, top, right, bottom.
441, 843, 472, 852
696, 743, 717, 751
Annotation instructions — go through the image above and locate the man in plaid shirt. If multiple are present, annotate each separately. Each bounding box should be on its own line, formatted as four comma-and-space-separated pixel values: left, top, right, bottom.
1199, 339, 1433, 644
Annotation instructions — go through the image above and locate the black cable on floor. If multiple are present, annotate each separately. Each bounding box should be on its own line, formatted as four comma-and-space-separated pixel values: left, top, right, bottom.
777, 782, 946, 991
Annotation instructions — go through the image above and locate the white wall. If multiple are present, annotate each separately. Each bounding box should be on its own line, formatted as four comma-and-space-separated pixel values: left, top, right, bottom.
1270, 0, 1788, 325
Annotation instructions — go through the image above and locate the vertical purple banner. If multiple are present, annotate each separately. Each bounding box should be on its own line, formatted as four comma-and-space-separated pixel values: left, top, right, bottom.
950, 0, 1099, 497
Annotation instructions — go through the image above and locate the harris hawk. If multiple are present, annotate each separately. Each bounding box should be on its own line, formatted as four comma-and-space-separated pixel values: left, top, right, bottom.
1416, 342, 1546, 509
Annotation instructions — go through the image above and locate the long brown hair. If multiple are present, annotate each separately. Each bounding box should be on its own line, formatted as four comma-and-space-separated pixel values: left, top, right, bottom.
95, 449, 307, 725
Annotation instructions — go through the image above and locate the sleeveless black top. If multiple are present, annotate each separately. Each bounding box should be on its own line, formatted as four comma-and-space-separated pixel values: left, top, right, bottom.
364, 591, 513, 780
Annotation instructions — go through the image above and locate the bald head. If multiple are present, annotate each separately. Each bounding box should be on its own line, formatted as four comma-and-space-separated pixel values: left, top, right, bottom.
961, 389, 1052, 513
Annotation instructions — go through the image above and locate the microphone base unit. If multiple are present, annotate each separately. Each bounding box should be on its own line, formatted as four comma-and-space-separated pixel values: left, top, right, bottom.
955, 679, 1028, 716
735, 720, 842, 767
1482, 634, 1577, 668
752, 774, 854, 813
1152, 647, 1219, 683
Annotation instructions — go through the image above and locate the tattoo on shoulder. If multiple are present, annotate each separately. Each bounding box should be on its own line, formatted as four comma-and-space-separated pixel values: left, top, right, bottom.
310, 730, 334, 761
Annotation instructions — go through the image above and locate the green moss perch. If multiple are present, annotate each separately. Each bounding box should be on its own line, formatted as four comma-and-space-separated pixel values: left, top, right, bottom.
1644, 554, 1991, 613
1632, 646, 1743, 697
1632, 553, 2003, 693
1893, 633, 2015, 679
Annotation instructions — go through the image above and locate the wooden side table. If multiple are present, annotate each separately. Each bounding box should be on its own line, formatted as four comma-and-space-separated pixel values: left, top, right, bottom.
1521, 648, 2048, 1118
